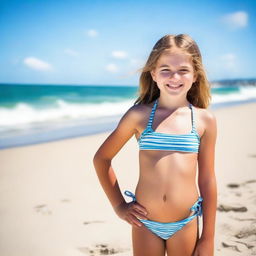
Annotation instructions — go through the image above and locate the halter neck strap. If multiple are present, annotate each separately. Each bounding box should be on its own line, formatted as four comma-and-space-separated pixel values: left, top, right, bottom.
146, 99, 196, 132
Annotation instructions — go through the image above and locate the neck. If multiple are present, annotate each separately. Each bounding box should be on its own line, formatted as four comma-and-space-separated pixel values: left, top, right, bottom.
157, 95, 190, 111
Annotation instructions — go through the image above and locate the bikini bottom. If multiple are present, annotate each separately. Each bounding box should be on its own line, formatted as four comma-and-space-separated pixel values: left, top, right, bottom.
124, 190, 203, 240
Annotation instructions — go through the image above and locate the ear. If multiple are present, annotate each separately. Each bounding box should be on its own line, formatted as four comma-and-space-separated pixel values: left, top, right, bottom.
150, 70, 156, 82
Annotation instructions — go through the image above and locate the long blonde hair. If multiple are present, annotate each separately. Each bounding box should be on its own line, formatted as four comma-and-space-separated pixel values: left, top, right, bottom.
134, 34, 211, 108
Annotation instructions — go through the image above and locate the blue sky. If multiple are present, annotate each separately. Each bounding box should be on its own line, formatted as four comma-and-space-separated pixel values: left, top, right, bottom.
0, 0, 255, 85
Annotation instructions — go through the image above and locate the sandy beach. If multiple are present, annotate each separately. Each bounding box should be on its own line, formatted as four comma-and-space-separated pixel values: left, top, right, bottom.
0, 102, 256, 256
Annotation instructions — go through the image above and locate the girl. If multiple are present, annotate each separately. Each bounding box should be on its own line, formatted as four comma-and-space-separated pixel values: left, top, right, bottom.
93, 34, 217, 256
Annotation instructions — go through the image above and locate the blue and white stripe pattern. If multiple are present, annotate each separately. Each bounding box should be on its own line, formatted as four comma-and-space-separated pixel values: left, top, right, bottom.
138, 98, 200, 153
124, 190, 203, 240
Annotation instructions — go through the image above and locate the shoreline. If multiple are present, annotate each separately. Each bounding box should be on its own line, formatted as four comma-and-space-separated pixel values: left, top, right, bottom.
1, 98, 256, 150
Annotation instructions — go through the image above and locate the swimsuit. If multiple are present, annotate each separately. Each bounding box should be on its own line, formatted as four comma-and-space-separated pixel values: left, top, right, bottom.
138, 98, 200, 153
124, 190, 203, 240
124, 98, 203, 240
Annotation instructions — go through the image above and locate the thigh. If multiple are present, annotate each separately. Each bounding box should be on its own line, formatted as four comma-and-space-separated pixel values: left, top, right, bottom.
166, 216, 199, 256
132, 224, 166, 256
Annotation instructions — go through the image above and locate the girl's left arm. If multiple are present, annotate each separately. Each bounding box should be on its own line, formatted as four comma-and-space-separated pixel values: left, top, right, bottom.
196, 110, 218, 253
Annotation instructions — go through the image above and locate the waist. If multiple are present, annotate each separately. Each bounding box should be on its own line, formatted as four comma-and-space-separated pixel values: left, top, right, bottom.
134, 183, 199, 222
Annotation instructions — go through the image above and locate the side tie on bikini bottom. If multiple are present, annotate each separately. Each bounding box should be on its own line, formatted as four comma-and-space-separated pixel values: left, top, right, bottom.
124, 190, 203, 240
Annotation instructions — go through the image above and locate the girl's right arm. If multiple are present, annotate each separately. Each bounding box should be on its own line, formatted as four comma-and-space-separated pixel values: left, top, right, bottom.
93, 105, 148, 227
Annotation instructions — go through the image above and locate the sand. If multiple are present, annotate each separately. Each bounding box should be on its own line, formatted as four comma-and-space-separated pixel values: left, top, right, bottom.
0, 102, 255, 256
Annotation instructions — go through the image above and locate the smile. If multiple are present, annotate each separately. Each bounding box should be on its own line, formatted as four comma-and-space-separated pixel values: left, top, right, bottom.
165, 84, 183, 89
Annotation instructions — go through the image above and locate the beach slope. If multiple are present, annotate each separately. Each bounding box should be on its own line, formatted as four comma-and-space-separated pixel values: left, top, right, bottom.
0, 103, 255, 256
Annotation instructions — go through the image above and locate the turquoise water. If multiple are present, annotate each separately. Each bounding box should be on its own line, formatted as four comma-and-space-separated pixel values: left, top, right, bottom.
0, 84, 138, 107
0, 83, 256, 149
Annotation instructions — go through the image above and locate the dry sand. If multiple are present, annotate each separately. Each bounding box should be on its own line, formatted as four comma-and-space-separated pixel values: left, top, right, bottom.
0, 103, 255, 256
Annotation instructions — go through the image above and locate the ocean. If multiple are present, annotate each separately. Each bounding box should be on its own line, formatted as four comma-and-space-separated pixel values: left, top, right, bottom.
1, 82, 256, 149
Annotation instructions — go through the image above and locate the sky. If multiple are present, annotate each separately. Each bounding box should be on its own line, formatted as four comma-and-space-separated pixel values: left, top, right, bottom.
0, 0, 255, 86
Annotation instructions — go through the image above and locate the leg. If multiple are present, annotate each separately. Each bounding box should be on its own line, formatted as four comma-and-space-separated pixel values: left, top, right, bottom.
132, 224, 166, 256
166, 216, 199, 256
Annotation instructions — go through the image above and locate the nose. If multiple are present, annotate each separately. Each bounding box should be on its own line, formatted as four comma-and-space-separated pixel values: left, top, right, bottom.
169, 71, 180, 80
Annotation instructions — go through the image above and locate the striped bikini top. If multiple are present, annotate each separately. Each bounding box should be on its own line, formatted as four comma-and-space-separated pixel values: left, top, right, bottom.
137, 98, 200, 153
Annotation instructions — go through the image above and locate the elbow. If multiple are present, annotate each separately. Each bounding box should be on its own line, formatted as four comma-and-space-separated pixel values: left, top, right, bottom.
93, 151, 101, 166
93, 151, 111, 167
92, 152, 103, 176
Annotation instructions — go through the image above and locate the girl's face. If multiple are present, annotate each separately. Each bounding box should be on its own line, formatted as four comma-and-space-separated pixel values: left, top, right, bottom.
150, 51, 197, 96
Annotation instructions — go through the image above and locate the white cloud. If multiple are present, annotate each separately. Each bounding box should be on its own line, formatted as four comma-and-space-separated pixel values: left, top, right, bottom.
112, 51, 128, 59
87, 29, 98, 37
64, 48, 79, 57
24, 57, 52, 71
221, 11, 248, 29
106, 63, 119, 73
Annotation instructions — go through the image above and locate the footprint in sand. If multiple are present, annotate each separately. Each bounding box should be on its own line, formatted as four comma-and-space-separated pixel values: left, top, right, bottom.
227, 180, 256, 188
235, 226, 256, 239
226, 180, 256, 199
78, 244, 127, 255
242, 179, 256, 185
217, 204, 247, 212
34, 204, 52, 215
227, 183, 240, 188
60, 198, 71, 203
233, 217, 256, 223
221, 242, 240, 252
234, 240, 255, 249
83, 220, 105, 225
248, 154, 256, 158
34, 197, 72, 215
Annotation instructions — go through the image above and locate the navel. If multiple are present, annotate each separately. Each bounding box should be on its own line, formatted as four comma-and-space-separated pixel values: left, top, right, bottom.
163, 194, 167, 202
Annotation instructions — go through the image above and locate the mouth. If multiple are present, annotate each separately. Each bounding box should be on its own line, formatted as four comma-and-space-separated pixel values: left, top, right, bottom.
165, 83, 183, 89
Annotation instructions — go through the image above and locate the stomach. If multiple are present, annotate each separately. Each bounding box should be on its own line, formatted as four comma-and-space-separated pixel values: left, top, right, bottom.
135, 150, 199, 222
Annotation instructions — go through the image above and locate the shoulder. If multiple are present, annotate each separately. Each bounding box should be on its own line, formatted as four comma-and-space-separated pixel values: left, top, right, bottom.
122, 102, 153, 123
126, 103, 147, 117
117, 102, 152, 130
194, 106, 217, 138
195, 107, 216, 123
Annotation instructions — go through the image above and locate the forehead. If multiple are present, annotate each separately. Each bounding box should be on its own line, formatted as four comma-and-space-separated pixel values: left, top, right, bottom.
156, 52, 193, 68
